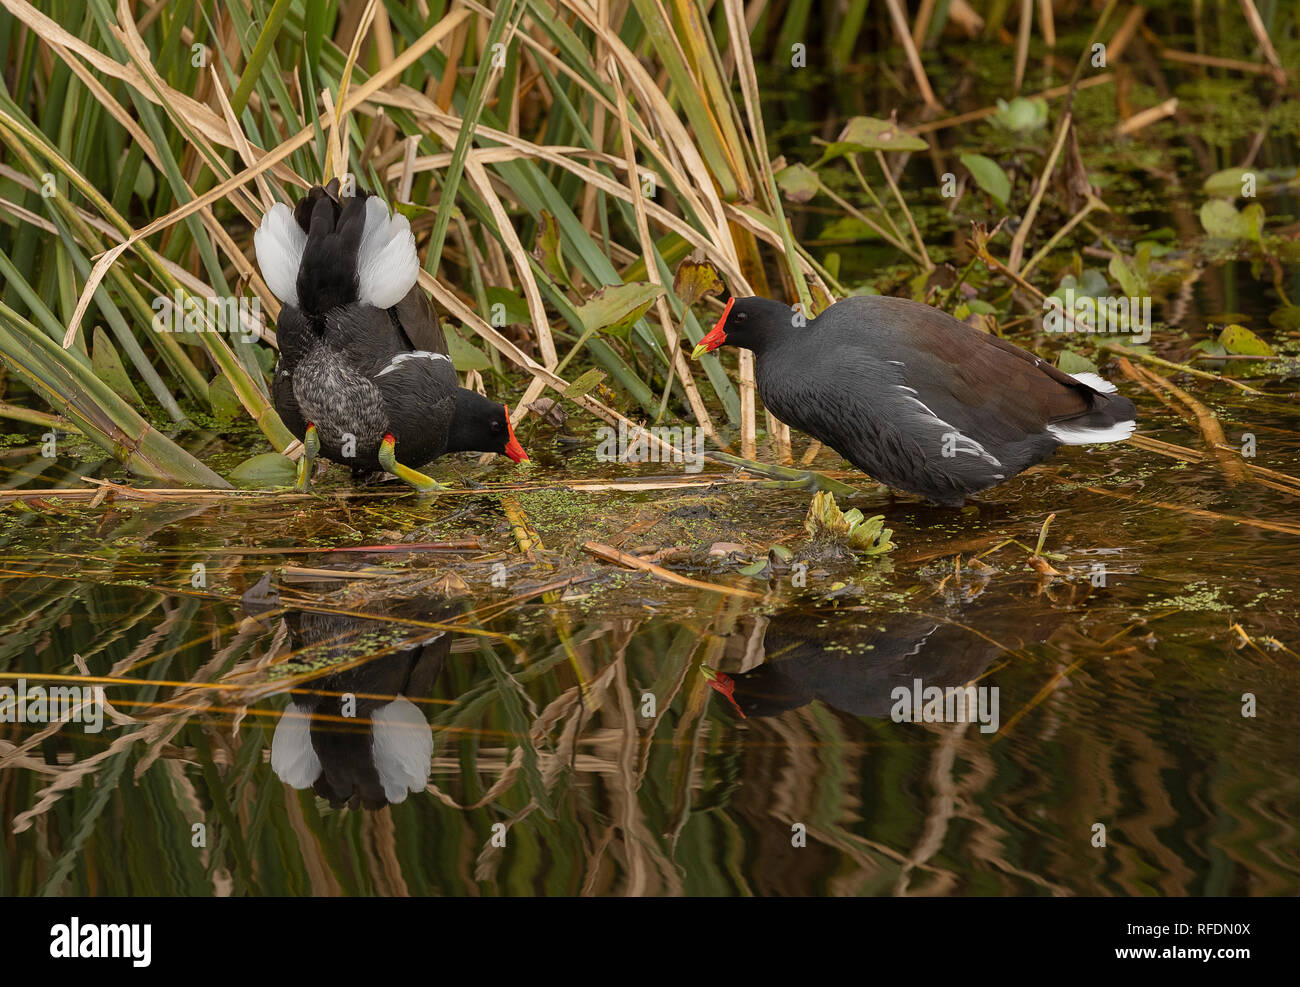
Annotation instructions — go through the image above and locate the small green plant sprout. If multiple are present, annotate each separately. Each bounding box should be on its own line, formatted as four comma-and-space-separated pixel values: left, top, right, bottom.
803, 491, 895, 556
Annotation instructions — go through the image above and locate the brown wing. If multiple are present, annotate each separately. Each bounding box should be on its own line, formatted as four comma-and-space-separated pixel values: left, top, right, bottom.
874, 298, 1099, 442
391, 285, 447, 355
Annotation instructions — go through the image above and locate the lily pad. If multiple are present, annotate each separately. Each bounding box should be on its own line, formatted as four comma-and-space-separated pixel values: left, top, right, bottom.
564, 368, 606, 400
1203, 167, 1253, 199
1218, 324, 1273, 357
991, 97, 1049, 132
828, 115, 929, 155
1051, 268, 1111, 301
1200, 199, 1264, 241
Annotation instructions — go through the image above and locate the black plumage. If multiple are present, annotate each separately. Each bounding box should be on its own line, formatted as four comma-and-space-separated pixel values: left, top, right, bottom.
693, 296, 1137, 505
255, 181, 526, 490
718, 596, 1066, 720
269, 607, 453, 810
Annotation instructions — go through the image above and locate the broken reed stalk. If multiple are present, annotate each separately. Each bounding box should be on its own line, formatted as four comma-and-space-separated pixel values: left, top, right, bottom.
583, 541, 761, 599
1117, 359, 1250, 484
1008, 111, 1072, 272
1079, 486, 1300, 537
0, 471, 772, 505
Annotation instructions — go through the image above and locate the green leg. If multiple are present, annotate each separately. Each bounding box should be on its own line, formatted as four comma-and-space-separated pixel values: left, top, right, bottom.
705, 450, 864, 495
378, 433, 451, 495
295, 423, 319, 492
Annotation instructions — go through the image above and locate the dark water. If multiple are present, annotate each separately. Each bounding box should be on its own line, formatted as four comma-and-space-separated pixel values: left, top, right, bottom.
2, 407, 1298, 895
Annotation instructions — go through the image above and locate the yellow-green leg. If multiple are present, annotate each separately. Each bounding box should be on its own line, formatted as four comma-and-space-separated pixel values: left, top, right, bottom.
378, 433, 450, 495
295, 423, 319, 492
705, 450, 863, 495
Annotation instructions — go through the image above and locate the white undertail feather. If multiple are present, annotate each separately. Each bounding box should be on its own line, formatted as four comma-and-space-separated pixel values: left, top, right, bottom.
357, 195, 419, 310
253, 203, 307, 309
1050, 372, 1133, 443
270, 701, 321, 789
371, 697, 434, 804
1069, 371, 1118, 394
1047, 419, 1136, 444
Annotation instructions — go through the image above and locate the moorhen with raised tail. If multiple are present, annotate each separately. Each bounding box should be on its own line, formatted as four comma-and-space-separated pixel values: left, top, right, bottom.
254, 180, 527, 493
691, 295, 1136, 506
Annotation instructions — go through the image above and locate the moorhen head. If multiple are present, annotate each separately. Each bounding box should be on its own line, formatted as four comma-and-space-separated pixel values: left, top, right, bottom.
253, 180, 527, 494
692, 295, 1137, 506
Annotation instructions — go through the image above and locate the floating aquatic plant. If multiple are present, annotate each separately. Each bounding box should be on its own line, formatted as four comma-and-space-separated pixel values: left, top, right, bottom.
803, 491, 895, 557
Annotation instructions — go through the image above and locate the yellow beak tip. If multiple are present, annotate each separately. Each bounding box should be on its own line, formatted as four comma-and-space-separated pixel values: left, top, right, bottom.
690, 343, 708, 360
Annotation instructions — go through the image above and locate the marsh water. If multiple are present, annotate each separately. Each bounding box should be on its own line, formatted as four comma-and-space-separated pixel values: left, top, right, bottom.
3, 50, 1300, 896
3, 393, 1298, 895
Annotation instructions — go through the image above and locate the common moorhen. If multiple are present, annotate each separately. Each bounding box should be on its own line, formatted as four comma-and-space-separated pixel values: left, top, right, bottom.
717, 592, 1066, 720
254, 180, 527, 493
691, 296, 1136, 505
269, 607, 451, 809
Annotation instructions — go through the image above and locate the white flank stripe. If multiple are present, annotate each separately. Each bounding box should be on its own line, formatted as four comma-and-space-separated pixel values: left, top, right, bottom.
1069, 371, 1118, 394
376, 350, 451, 377
1047, 418, 1136, 444
897, 387, 1003, 467
357, 196, 419, 309
253, 202, 307, 308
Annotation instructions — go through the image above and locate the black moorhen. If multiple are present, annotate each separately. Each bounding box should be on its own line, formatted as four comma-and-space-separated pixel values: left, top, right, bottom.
253, 180, 527, 493
716, 595, 1066, 720
268, 607, 452, 809
691, 295, 1136, 505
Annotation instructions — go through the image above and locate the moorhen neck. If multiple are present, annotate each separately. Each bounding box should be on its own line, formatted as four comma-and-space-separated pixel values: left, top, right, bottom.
691, 295, 1136, 506
254, 180, 527, 493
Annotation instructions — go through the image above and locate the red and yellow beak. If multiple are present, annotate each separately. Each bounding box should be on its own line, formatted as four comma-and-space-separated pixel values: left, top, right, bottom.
503, 410, 528, 463
690, 297, 734, 359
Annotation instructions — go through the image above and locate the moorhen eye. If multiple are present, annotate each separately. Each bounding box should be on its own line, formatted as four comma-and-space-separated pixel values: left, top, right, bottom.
253, 185, 530, 494
690, 294, 1136, 507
